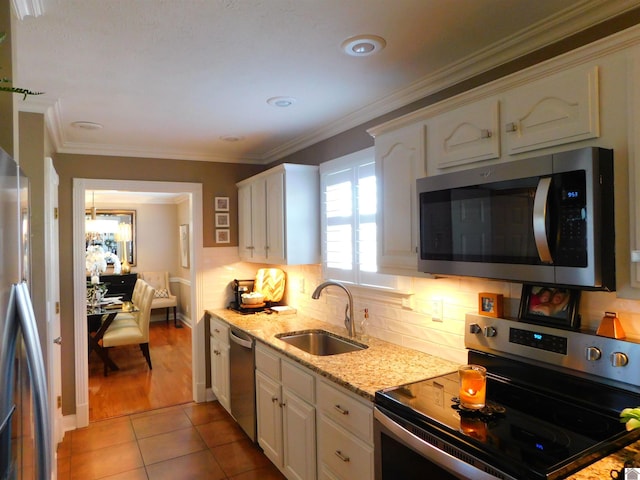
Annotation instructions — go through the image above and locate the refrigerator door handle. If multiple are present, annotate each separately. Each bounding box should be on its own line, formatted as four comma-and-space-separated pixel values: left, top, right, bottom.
0, 405, 16, 434
15, 282, 51, 480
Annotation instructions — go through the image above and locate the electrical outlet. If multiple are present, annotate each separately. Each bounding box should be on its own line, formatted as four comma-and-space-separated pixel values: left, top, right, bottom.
298, 278, 306, 294
431, 297, 443, 322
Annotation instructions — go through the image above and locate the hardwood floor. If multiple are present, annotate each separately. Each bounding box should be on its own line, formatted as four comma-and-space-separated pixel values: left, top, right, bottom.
88, 320, 193, 422
57, 401, 285, 480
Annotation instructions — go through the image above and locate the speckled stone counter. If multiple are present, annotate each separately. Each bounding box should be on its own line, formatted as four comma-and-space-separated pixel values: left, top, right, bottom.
207, 308, 458, 401
207, 308, 638, 478
567, 441, 640, 479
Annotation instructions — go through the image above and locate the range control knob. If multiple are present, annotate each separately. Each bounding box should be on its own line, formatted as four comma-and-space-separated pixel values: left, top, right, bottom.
483, 326, 497, 338
469, 323, 482, 334
585, 346, 601, 361
610, 352, 629, 367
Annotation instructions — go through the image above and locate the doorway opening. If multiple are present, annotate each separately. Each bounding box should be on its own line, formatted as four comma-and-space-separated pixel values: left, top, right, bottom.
72, 179, 205, 428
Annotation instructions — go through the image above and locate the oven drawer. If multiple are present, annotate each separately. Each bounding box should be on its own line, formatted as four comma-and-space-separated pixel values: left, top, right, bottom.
317, 380, 373, 442
318, 416, 373, 480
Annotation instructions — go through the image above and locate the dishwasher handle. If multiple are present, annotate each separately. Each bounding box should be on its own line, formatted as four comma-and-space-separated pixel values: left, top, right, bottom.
229, 328, 253, 349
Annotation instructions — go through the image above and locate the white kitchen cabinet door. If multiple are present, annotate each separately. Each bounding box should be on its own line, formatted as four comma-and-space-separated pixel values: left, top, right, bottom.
375, 122, 426, 276
503, 65, 600, 155
238, 182, 264, 261
237, 163, 319, 265
237, 183, 253, 260
265, 171, 286, 264
283, 389, 317, 480
256, 371, 284, 467
209, 336, 230, 413
317, 416, 373, 480
430, 98, 500, 169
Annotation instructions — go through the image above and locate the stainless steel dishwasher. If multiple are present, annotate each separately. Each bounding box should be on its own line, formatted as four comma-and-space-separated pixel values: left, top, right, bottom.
229, 327, 256, 442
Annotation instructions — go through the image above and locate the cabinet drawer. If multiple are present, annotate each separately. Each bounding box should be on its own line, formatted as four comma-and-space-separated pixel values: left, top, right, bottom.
210, 317, 229, 343
282, 360, 314, 403
317, 380, 373, 442
318, 417, 373, 480
255, 344, 281, 380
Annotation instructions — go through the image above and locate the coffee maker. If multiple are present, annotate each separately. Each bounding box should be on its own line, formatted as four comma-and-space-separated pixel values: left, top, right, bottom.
230, 279, 266, 313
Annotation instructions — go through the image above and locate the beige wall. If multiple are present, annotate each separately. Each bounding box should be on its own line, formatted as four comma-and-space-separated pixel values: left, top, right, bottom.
52, 153, 262, 414
0, 0, 13, 154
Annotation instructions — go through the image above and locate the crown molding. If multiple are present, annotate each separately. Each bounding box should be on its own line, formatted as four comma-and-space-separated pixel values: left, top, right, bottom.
21, 0, 638, 165
11, 0, 44, 20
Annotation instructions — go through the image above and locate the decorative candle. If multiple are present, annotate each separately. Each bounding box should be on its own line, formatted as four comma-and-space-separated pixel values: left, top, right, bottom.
458, 364, 487, 409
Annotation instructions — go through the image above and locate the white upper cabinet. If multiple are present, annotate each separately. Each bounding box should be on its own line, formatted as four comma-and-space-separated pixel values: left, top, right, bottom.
503, 65, 600, 155
430, 98, 500, 169
237, 164, 319, 265
373, 122, 426, 275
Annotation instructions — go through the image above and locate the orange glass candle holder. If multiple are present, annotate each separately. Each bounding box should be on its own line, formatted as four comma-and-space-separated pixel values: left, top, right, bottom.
458, 364, 487, 409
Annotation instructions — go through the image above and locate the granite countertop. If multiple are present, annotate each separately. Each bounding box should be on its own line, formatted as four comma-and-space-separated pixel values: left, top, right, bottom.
206, 308, 639, 478
207, 308, 458, 401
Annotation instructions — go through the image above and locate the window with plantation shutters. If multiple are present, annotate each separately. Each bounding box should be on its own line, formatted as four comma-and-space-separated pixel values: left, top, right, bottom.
320, 147, 398, 289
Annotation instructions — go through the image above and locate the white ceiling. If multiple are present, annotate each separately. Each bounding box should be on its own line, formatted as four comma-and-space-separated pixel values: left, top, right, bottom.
12, 0, 640, 165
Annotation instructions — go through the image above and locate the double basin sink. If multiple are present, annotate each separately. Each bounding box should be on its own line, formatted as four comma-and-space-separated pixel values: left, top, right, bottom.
276, 329, 368, 356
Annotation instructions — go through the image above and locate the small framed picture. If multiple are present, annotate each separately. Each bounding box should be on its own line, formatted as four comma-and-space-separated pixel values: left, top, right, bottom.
518, 284, 581, 330
215, 212, 229, 228
215, 196, 229, 212
478, 292, 503, 318
215, 229, 230, 244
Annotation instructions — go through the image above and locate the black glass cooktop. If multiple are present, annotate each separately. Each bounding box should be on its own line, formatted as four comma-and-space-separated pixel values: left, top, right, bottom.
375, 361, 640, 479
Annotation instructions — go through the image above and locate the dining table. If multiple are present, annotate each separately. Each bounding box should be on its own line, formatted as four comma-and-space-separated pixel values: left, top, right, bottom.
87, 300, 138, 373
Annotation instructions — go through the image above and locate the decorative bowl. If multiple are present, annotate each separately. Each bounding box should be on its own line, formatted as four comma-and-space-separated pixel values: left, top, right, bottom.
241, 292, 265, 305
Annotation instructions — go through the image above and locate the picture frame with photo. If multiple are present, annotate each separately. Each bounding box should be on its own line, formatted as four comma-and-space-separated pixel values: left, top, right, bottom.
215, 212, 229, 228
215, 229, 230, 244
478, 292, 503, 318
518, 284, 581, 329
215, 196, 229, 212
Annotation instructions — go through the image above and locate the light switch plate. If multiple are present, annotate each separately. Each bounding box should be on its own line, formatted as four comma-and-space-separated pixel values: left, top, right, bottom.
432, 297, 443, 322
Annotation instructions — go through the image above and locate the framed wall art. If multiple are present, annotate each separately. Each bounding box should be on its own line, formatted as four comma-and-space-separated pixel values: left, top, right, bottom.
215, 212, 230, 228
179, 224, 189, 268
215, 196, 229, 211
216, 229, 230, 244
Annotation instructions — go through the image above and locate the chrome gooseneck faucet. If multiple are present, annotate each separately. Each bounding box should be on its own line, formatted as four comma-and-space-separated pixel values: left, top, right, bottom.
312, 280, 355, 338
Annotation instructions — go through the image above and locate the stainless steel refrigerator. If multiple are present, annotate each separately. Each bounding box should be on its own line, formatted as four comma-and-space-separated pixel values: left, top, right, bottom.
0, 148, 51, 480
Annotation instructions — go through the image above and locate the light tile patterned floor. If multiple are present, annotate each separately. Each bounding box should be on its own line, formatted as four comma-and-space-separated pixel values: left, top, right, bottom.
56, 401, 286, 480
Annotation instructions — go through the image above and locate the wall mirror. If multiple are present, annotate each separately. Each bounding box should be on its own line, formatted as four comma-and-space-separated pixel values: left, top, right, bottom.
85, 209, 136, 266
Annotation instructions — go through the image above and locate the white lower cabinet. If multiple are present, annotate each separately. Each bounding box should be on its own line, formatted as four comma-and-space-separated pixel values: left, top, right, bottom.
210, 317, 230, 413
255, 343, 374, 480
255, 344, 317, 480
316, 380, 374, 480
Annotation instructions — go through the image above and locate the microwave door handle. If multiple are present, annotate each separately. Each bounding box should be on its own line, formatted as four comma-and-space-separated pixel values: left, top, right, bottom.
533, 177, 553, 263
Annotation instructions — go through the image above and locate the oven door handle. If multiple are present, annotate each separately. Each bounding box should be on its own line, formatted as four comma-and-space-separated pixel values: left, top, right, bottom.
374, 407, 501, 480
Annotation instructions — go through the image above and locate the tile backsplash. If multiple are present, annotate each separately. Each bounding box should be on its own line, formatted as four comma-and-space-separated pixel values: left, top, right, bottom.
202, 248, 640, 365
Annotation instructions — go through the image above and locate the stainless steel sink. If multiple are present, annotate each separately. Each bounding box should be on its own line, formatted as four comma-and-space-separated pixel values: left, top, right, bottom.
276, 329, 368, 356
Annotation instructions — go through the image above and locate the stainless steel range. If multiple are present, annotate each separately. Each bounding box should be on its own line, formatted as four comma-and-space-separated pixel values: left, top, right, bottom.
374, 314, 640, 479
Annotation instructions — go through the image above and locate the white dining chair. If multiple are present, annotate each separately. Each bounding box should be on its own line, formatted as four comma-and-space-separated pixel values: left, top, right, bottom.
140, 271, 179, 327
101, 281, 155, 376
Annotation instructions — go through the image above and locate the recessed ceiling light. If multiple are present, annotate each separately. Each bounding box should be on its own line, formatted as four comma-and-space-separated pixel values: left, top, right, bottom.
341, 35, 386, 57
71, 121, 103, 130
267, 96, 297, 108
220, 135, 245, 142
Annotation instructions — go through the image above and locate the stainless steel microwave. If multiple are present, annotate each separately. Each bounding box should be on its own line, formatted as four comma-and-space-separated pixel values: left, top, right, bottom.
416, 147, 615, 290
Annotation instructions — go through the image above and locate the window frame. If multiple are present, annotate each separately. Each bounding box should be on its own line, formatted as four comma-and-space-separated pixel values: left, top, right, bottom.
320, 147, 404, 290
